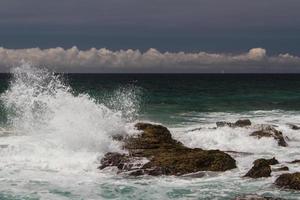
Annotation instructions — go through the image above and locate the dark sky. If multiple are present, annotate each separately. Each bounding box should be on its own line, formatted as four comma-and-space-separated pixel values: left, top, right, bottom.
0, 0, 300, 54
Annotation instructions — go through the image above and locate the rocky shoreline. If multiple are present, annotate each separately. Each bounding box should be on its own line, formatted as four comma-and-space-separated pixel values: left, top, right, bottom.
99, 119, 300, 199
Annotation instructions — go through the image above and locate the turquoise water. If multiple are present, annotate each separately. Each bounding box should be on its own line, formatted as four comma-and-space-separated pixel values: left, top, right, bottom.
0, 67, 300, 199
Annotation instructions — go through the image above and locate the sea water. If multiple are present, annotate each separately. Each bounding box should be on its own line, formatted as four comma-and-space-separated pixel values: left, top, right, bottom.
0, 64, 300, 199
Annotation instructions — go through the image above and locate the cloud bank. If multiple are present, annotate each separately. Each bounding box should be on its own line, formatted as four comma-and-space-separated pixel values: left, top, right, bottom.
0, 47, 299, 73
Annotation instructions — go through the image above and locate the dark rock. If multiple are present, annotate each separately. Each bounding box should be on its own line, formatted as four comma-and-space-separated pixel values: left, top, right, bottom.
288, 159, 300, 164
216, 121, 235, 127
234, 195, 285, 200
244, 158, 276, 178
128, 169, 144, 176
287, 124, 300, 130
250, 126, 287, 147
99, 123, 237, 176
272, 166, 289, 172
235, 119, 252, 127
253, 157, 279, 166
225, 151, 254, 156
216, 119, 251, 128
98, 152, 129, 170
112, 134, 125, 141
275, 172, 300, 190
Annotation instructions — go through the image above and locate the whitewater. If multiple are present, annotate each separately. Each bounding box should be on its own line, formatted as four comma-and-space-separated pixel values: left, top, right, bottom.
0, 64, 299, 199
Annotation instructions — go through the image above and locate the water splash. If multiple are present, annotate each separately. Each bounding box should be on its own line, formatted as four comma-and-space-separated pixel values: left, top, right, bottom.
0, 63, 136, 153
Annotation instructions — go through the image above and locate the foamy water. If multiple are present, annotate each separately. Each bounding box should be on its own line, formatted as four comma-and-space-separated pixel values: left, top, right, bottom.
0, 64, 299, 199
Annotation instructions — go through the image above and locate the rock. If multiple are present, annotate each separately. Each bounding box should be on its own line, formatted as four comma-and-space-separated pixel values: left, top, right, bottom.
275, 172, 300, 190
272, 166, 289, 172
98, 152, 129, 170
288, 159, 300, 164
100, 123, 237, 176
216, 119, 251, 128
235, 119, 252, 127
287, 124, 300, 130
225, 151, 254, 156
234, 195, 285, 200
99, 152, 148, 171
216, 121, 235, 127
253, 157, 279, 166
244, 158, 277, 178
128, 169, 144, 176
250, 126, 287, 147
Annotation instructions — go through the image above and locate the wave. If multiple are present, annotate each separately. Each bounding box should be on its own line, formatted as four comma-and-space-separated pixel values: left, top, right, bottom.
0, 63, 139, 154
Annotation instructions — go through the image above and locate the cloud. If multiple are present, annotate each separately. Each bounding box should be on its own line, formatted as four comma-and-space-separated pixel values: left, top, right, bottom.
0, 47, 299, 73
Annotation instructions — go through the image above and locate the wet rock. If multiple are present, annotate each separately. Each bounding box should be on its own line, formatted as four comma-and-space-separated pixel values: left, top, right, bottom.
250, 126, 287, 147
99, 152, 148, 171
100, 123, 237, 176
288, 159, 300, 164
275, 172, 300, 190
244, 158, 277, 178
98, 152, 129, 170
253, 157, 279, 166
216, 119, 251, 128
235, 119, 252, 127
225, 151, 254, 156
272, 166, 289, 172
234, 195, 285, 200
287, 124, 300, 130
216, 121, 235, 127
128, 169, 144, 176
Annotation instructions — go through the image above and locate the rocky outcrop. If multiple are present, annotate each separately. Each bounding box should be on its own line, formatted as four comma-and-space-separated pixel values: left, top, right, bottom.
250, 126, 287, 147
99, 123, 237, 176
234, 195, 285, 200
216, 119, 251, 128
275, 172, 300, 190
244, 158, 279, 178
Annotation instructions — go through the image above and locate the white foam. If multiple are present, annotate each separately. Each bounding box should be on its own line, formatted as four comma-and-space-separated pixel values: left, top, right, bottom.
0, 63, 142, 178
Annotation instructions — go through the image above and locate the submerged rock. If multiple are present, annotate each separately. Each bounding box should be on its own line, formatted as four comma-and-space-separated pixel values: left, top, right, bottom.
244, 158, 278, 178
275, 172, 300, 190
250, 126, 287, 147
100, 123, 236, 176
216, 119, 251, 128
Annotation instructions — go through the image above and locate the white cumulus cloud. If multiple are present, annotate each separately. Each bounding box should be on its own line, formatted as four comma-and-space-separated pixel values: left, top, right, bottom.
0, 47, 299, 72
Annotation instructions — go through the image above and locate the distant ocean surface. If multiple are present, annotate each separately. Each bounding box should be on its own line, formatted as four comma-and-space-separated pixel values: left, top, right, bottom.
0, 65, 300, 199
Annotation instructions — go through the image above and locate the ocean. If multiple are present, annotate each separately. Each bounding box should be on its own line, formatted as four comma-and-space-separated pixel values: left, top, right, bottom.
0, 64, 300, 199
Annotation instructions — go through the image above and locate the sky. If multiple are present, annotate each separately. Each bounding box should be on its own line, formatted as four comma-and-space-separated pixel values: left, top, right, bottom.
0, 0, 300, 72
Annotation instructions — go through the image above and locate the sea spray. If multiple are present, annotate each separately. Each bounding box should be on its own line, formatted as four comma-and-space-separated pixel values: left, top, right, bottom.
104, 86, 141, 122
0, 63, 138, 153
